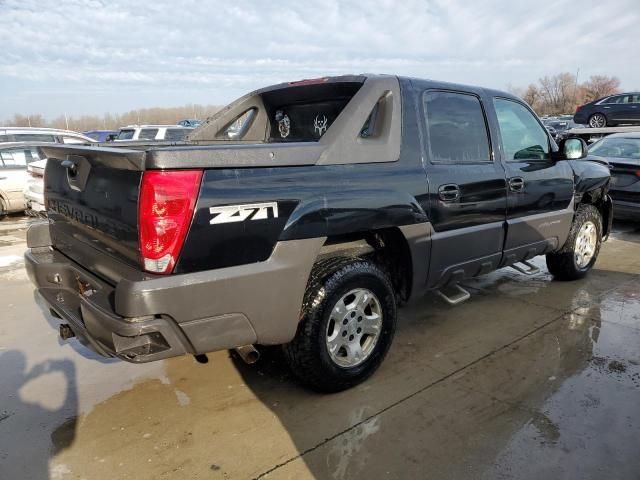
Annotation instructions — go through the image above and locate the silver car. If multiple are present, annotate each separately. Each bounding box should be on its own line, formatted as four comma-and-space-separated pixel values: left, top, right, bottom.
0, 127, 95, 144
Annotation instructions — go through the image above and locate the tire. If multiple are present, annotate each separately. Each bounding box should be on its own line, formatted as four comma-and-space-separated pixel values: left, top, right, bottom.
546, 204, 602, 281
283, 258, 397, 392
588, 113, 607, 128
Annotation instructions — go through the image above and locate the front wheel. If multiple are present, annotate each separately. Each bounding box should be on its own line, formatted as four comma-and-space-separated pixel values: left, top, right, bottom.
546, 204, 602, 280
588, 113, 607, 128
283, 258, 397, 392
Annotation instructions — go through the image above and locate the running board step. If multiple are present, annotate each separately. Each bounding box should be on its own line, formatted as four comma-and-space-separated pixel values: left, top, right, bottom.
511, 260, 540, 275
436, 283, 471, 305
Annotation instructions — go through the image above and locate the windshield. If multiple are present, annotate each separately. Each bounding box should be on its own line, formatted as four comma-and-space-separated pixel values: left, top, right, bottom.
589, 137, 640, 159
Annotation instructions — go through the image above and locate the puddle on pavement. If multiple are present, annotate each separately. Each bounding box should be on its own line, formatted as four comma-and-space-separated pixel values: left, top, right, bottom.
0, 223, 638, 479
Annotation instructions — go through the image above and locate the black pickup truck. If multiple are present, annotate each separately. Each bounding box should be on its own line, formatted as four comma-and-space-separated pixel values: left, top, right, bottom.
25, 75, 612, 392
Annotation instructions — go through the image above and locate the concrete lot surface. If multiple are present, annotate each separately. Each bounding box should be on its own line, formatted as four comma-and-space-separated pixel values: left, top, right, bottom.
1, 215, 639, 479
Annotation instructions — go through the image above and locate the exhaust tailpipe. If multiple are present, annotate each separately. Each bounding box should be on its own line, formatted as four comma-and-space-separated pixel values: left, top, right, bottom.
235, 345, 260, 364
59, 323, 75, 340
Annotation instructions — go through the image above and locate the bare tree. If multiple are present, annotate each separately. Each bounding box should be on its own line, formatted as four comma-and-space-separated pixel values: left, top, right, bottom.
538, 73, 576, 115
581, 75, 621, 102
2, 104, 221, 132
522, 84, 542, 111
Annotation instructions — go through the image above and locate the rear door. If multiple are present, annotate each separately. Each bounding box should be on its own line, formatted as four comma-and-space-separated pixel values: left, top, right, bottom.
627, 94, 640, 121
421, 89, 507, 287
611, 95, 633, 123
492, 98, 574, 264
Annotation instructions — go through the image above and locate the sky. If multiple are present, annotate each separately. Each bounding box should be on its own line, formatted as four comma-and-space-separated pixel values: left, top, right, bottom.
0, 0, 638, 119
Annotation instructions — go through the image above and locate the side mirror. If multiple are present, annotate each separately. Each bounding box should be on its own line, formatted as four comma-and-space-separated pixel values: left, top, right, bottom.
558, 137, 588, 160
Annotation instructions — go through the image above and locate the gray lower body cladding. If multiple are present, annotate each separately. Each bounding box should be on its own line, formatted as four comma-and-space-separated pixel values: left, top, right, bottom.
25, 223, 325, 362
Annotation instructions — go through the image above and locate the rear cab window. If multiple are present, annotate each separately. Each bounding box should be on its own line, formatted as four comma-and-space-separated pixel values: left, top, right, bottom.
262, 81, 363, 142
493, 98, 550, 161
422, 90, 492, 164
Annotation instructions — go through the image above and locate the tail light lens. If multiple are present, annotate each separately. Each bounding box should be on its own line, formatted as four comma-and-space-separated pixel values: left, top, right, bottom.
139, 170, 202, 274
575, 105, 582, 113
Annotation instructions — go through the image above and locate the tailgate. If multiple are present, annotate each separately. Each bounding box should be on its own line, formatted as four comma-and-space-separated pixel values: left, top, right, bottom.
41, 145, 146, 282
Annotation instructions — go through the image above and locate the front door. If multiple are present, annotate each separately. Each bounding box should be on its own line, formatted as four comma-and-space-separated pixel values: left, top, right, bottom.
421, 89, 508, 287
492, 97, 575, 265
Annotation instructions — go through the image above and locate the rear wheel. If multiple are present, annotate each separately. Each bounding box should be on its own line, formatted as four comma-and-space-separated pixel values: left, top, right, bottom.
283, 258, 397, 392
588, 113, 607, 128
546, 204, 602, 280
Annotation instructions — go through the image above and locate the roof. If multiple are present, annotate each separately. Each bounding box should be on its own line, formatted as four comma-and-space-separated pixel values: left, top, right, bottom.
0, 126, 89, 135
0, 141, 49, 150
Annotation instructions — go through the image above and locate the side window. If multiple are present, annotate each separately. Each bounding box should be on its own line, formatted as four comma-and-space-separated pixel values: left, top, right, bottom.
138, 129, 159, 140
607, 96, 622, 104
222, 109, 256, 140
116, 129, 135, 140
423, 91, 491, 164
14, 134, 56, 142
493, 98, 550, 161
164, 128, 189, 141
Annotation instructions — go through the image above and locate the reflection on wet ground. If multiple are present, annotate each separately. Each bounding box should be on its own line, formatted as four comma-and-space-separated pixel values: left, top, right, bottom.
0, 221, 639, 479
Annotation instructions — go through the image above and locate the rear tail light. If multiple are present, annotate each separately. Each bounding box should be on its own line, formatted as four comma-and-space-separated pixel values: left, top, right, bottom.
635, 170, 640, 178
139, 170, 202, 274
575, 105, 583, 114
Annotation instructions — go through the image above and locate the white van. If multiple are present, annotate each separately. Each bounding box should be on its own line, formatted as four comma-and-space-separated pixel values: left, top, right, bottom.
114, 125, 193, 142
0, 144, 45, 216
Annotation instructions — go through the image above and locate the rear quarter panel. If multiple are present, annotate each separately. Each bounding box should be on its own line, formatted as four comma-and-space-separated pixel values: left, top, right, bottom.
175, 162, 429, 273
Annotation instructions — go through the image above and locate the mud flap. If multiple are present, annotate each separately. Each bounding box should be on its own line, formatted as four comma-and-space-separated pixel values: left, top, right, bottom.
602, 195, 613, 241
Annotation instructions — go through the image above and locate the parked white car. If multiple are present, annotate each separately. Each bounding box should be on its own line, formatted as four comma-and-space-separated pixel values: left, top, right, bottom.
0, 144, 46, 216
0, 127, 95, 144
24, 158, 47, 216
114, 125, 193, 141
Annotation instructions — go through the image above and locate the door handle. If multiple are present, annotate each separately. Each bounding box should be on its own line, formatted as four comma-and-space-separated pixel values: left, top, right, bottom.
438, 183, 460, 202
509, 177, 525, 192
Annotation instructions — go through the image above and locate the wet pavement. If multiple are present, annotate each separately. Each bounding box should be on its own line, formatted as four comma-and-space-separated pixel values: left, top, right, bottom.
1, 215, 639, 479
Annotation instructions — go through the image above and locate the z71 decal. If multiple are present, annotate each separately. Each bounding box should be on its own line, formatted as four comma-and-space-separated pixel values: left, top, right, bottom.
209, 202, 279, 225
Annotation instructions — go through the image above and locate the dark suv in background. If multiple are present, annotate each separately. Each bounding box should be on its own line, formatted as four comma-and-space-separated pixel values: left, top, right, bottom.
574, 93, 640, 128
